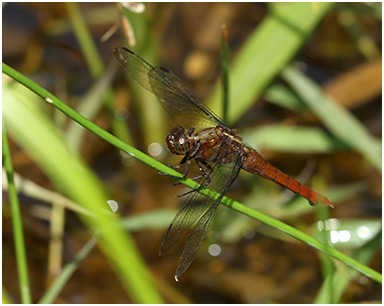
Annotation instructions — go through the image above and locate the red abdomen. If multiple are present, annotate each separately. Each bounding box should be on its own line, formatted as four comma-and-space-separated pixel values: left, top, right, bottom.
242, 148, 333, 208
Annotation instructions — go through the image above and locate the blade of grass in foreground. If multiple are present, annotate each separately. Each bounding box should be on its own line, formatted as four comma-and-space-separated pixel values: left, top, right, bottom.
2, 124, 32, 304
3, 62, 381, 284
3, 65, 163, 303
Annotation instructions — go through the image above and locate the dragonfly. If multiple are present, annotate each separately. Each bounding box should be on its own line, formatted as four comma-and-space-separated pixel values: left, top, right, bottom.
114, 47, 333, 280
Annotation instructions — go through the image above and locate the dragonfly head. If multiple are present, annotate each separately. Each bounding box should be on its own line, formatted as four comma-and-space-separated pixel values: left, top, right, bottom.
166, 126, 195, 155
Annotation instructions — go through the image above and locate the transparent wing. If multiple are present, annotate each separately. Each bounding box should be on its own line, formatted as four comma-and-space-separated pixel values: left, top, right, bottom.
114, 47, 226, 129
159, 145, 243, 278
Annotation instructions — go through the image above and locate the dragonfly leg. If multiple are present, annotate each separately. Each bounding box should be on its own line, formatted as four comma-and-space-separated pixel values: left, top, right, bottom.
176, 185, 208, 198
176, 159, 213, 198
196, 159, 213, 184
159, 140, 201, 181
158, 154, 192, 181
181, 160, 211, 182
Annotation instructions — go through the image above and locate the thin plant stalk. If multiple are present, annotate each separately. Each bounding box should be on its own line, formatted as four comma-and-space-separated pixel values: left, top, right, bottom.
221, 24, 230, 124
38, 236, 99, 304
66, 3, 103, 77
316, 204, 336, 303
3, 65, 163, 303
2, 123, 32, 303
66, 2, 132, 145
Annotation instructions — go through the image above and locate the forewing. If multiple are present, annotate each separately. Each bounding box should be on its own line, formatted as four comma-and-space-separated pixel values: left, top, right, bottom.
114, 47, 225, 129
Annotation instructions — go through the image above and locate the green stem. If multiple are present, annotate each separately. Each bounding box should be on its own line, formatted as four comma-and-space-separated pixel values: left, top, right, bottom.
66, 2, 133, 144
66, 3, 104, 77
221, 24, 230, 124
222, 197, 381, 283
2, 122, 32, 303
3, 62, 381, 284
38, 236, 98, 304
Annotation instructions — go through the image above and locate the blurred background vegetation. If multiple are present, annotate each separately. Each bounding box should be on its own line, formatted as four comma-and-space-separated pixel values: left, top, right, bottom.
2, 2, 381, 303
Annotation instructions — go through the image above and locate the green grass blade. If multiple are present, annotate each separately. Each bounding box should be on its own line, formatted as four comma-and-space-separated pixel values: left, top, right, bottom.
66, 62, 117, 152
314, 230, 382, 303
117, 5, 167, 148
38, 236, 98, 304
3, 62, 381, 285
220, 24, 230, 123
265, 83, 305, 111
120, 209, 175, 231
3, 65, 163, 303
316, 205, 336, 303
2, 170, 93, 217
243, 124, 348, 153
206, 2, 333, 124
338, 8, 381, 60
2, 124, 32, 304
282, 66, 382, 171
66, 2, 133, 145
222, 196, 381, 284
66, 3, 104, 77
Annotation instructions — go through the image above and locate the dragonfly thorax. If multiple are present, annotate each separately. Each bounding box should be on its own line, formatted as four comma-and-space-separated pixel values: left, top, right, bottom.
166, 126, 196, 155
